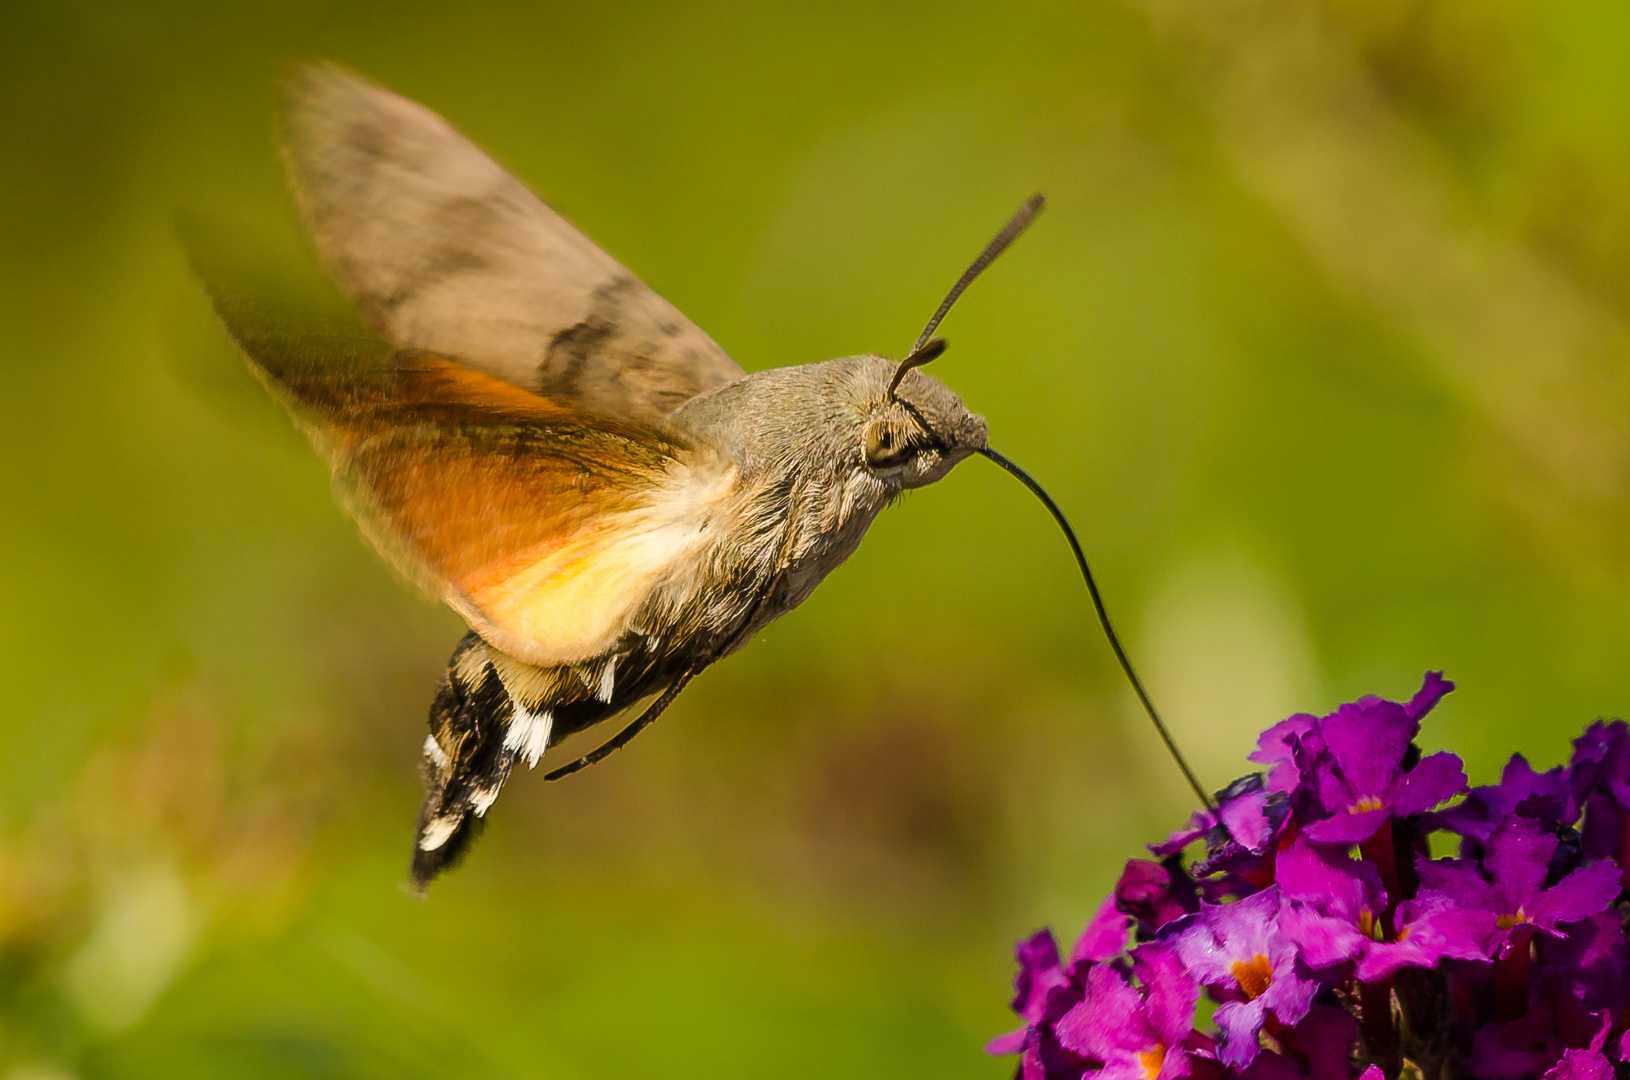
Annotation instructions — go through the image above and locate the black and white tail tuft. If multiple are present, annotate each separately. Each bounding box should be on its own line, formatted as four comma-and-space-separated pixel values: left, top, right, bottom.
411, 633, 532, 891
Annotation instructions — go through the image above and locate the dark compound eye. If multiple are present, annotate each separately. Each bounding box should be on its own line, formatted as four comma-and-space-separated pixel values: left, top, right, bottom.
863, 420, 915, 469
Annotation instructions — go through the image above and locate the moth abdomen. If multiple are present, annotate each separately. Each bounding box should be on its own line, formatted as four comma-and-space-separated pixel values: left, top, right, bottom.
410, 631, 684, 891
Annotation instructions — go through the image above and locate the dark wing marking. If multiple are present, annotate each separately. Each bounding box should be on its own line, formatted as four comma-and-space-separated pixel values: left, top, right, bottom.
281, 63, 745, 425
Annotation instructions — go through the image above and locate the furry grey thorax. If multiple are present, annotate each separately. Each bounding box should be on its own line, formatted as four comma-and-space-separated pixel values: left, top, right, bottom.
662, 354, 988, 652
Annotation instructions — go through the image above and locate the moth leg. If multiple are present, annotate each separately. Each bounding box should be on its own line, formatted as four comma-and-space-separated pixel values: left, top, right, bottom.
411, 632, 540, 890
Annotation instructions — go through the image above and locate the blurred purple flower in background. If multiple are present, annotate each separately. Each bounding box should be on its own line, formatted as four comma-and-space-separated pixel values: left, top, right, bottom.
989, 674, 1630, 1080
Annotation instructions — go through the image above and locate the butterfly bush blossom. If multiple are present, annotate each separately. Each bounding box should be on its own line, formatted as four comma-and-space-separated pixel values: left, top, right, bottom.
989, 675, 1630, 1080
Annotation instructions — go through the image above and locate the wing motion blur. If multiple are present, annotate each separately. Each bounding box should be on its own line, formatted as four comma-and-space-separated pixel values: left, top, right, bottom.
281, 63, 745, 425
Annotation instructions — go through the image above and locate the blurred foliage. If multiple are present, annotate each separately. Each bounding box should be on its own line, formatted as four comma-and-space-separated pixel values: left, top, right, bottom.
3, 0, 1630, 1076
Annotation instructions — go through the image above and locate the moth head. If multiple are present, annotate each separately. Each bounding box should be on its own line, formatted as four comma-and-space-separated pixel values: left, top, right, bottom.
858, 354, 986, 488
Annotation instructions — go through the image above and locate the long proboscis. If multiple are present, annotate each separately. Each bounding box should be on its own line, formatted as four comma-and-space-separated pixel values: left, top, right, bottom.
980, 447, 1214, 811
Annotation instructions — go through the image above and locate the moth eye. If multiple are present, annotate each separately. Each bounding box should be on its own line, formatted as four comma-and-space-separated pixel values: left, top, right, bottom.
863, 420, 915, 470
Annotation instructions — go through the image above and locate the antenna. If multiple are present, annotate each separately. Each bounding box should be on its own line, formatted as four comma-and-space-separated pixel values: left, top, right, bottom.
888, 193, 1046, 397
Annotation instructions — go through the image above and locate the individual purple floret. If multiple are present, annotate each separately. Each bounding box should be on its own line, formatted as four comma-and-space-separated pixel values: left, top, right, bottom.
1191, 776, 1292, 883
1273, 836, 1492, 981
1418, 816, 1621, 957
1568, 721, 1629, 807
1149, 775, 1292, 885
1292, 675, 1467, 845
1212, 776, 1285, 855
1055, 943, 1201, 1080
1250, 674, 1453, 798
1165, 888, 1320, 1068
1356, 890, 1495, 982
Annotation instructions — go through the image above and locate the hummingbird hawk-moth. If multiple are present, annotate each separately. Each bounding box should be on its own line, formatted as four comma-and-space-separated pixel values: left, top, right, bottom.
207, 64, 1208, 891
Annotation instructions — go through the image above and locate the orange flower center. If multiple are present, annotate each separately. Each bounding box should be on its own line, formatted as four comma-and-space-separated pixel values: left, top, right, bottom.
1349, 796, 1385, 814
1231, 953, 1273, 999
1496, 907, 1528, 930
1358, 909, 1374, 939
1140, 1043, 1167, 1079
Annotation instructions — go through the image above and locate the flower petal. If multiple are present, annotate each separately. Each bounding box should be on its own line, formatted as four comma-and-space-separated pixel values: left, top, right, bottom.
1251, 714, 1318, 794
1057, 963, 1151, 1060
1151, 809, 1217, 859
1118, 858, 1199, 934
1216, 775, 1278, 853
1483, 816, 1558, 902
1213, 999, 1267, 1069
1303, 806, 1392, 844
1073, 891, 1132, 968
1009, 928, 1069, 1023
1544, 1050, 1615, 1080
1526, 860, 1623, 930
1259, 951, 1319, 1026
1537, 910, 1628, 1015
1280, 902, 1370, 970
1133, 942, 1201, 1045
1199, 888, 1281, 966
1419, 855, 1504, 912
1316, 698, 1414, 801
985, 1028, 1028, 1056
1404, 671, 1455, 721
1275, 838, 1385, 916
1392, 751, 1469, 816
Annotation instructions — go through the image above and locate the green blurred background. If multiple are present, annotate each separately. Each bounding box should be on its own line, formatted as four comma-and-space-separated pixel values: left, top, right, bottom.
5, 0, 1630, 1075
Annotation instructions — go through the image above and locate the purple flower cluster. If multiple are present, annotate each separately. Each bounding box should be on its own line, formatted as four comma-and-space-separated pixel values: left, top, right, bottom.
990, 675, 1630, 1080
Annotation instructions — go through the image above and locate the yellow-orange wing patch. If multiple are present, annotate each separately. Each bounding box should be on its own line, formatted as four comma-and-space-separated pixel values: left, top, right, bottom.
217, 308, 736, 664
